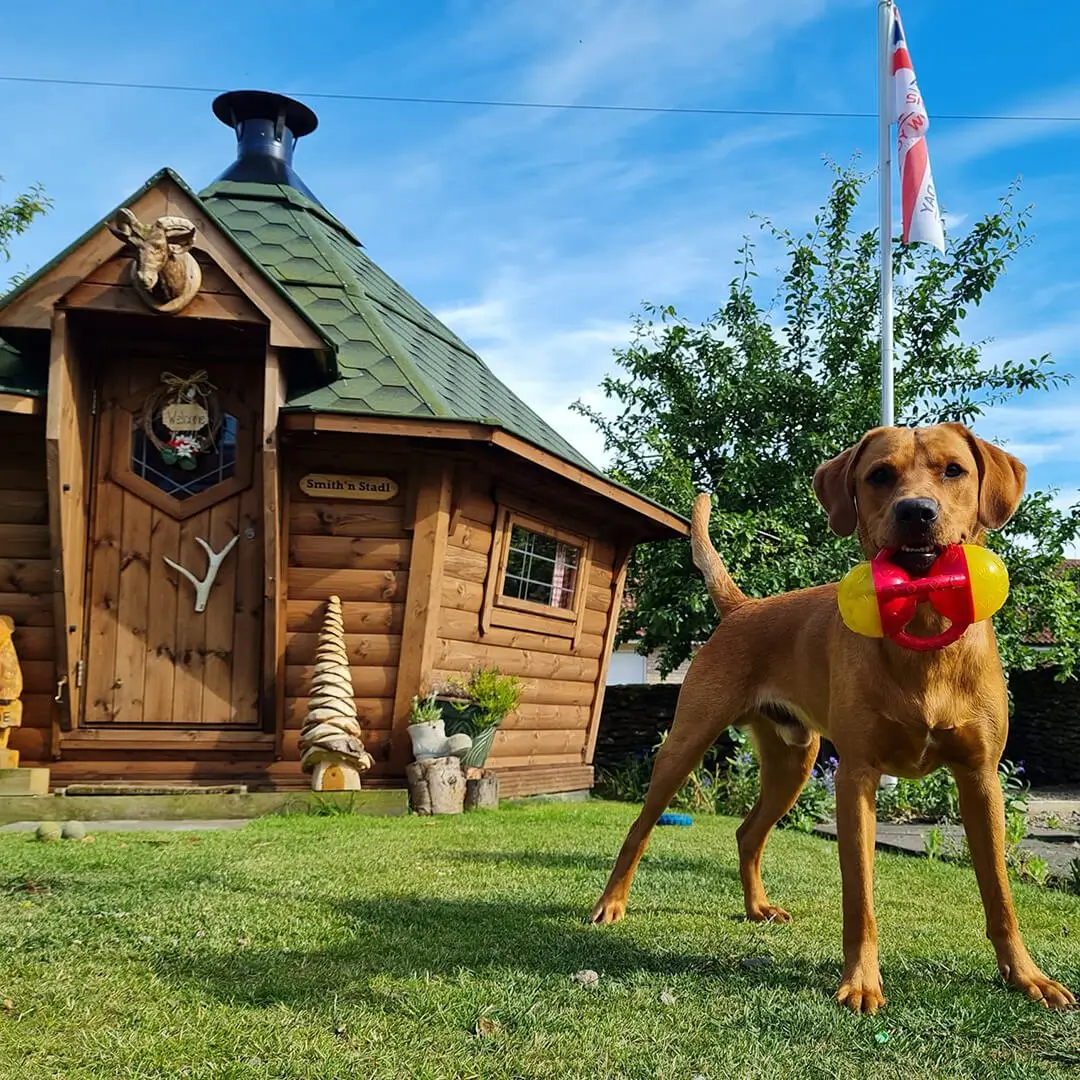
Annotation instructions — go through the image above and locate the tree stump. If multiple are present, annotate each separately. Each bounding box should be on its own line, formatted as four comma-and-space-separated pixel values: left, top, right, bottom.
465, 773, 499, 811
406, 756, 466, 815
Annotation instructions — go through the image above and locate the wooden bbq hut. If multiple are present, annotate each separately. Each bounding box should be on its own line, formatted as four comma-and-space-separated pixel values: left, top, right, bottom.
0, 91, 686, 797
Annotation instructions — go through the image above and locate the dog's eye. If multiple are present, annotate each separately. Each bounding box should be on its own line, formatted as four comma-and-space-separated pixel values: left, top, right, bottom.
866, 466, 894, 487
944, 463, 965, 479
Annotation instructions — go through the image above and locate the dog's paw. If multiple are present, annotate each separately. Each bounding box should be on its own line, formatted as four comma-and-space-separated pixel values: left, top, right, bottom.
836, 971, 886, 1015
589, 896, 626, 925
745, 903, 792, 924
1008, 970, 1076, 1010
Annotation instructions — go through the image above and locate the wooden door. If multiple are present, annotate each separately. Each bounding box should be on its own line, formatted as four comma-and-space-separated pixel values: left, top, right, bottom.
83, 361, 263, 726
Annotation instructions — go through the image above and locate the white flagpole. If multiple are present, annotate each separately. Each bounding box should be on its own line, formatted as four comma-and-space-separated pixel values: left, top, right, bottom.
877, 0, 899, 795
878, 0, 894, 428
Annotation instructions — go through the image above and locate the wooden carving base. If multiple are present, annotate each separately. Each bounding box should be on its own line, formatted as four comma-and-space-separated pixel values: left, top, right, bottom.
310, 760, 364, 791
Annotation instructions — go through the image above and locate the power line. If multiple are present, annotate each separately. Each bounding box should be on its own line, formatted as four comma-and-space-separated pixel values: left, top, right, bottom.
1, 72, 1080, 124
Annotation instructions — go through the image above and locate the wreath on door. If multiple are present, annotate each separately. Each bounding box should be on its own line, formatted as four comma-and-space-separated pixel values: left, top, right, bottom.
137, 371, 222, 470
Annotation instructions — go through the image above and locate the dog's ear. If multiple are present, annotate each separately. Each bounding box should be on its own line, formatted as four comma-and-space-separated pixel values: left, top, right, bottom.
945, 424, 1027, 530
813, 436, 874, 537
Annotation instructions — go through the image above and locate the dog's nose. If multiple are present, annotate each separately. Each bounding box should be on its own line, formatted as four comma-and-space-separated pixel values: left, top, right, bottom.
894, 497, 940, 527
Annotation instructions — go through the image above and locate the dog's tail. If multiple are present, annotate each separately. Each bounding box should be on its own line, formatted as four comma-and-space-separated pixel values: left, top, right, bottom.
691, 493, 748, 617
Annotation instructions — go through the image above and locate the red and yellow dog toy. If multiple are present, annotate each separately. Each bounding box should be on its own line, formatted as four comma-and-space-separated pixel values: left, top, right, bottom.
837, 545, 1009, 651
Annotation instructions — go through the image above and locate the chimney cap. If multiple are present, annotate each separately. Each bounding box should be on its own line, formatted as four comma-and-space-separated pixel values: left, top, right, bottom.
212, 90, 318, 138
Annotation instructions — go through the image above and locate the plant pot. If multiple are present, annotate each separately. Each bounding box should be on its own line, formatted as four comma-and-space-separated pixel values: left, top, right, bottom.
459, 724, 500, 770
437, 698, 484, 730
408, 718, 448, 760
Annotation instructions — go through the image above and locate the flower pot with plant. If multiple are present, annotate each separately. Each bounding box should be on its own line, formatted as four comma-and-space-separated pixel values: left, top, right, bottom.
440, 667, 522, 771
407, 692, 472, 760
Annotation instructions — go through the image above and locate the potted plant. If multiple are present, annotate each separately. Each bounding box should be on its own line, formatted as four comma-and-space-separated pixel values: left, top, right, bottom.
439, 667, 522, 771
407, 692, 472, 760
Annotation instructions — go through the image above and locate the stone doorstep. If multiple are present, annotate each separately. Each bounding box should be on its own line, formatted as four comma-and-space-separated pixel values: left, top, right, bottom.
0, 789, 408, 824
60, 784, 250, 796
0, 819, 252, 834
814, 822, 1080, 878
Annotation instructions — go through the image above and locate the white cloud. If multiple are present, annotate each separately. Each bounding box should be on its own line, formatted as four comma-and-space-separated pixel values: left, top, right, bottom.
943, 83, 1080, 166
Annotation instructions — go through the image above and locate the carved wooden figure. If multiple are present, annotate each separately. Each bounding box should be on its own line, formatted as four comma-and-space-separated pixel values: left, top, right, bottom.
108, 207, 203, 313
298, 595, 375, 790
0, 616, 24, 770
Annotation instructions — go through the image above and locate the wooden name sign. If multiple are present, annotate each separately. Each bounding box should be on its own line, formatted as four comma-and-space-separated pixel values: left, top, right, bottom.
299, 474, 400, 501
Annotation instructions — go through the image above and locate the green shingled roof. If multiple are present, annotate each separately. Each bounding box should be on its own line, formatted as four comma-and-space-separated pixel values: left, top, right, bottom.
0, 167, 601, 476
199, 179, 598, 471
0, 162, 690, 531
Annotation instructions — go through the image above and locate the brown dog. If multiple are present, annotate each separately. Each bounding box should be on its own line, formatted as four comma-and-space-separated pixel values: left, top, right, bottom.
590, 423, 1075, 1013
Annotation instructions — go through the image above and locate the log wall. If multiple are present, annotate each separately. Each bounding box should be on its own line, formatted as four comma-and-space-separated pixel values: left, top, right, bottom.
0, 412, 55, 765
433, 480, 617, 794
283, 456, 411, 780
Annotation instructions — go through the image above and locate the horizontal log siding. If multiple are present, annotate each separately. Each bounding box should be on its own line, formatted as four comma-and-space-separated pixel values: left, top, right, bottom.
284, 476, 410, 779
434, 483, 619, 778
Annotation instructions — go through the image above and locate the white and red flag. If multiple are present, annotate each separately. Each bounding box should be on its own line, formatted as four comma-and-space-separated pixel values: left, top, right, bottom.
891, 5, 945, 251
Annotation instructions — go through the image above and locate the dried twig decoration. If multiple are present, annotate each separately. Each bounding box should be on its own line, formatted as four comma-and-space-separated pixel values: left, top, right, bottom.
298, 595, 374, 790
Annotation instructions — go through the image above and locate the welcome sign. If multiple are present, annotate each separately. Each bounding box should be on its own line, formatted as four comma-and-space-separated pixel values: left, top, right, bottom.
298, 474, 399, 501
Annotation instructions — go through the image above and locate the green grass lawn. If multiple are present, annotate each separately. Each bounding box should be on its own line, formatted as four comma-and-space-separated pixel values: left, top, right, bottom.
1, 801, 1077, 1080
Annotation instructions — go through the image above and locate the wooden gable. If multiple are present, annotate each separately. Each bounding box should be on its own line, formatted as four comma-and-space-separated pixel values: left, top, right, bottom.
0, 174, 327, 353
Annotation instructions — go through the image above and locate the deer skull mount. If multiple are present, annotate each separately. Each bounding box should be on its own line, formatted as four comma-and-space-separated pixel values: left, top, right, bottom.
108, 207, 203, 314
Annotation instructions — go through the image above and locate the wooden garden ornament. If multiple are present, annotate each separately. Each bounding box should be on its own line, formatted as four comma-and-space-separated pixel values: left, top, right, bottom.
0, 616, 24, 770
298, 595, 375, 791
108, 207, 202, 313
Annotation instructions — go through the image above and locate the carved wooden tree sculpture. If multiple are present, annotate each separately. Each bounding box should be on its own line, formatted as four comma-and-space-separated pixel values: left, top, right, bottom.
0, 616, 24, 770
298, 596, 374, 791
108, 207, 202, 313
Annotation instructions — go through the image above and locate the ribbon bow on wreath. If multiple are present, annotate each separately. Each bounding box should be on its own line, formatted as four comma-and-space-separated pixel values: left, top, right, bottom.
139, 370, 223, 470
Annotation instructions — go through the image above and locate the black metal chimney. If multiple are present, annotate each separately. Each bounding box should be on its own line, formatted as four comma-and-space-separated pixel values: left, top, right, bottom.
211, 90, 321, 204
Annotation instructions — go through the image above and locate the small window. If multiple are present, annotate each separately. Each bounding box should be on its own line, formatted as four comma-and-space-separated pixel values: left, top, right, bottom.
502, 524, 580, 610
131, 412, 238, 500
482, 509, 591, 638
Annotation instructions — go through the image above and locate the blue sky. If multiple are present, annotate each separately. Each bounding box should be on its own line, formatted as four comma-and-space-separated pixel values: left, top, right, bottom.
3, 1, 1078, 548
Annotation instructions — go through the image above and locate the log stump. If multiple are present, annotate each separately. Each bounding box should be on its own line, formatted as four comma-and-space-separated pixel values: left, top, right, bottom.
465, 773, 499, 811
406, 756, 466, 815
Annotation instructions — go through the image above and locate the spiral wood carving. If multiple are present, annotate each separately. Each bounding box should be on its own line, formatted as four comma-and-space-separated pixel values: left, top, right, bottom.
298, 596, 374, 783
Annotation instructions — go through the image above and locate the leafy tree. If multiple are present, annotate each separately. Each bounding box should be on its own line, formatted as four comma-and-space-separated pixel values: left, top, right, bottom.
574, 166, 1080, 680
1, 178, 51, 290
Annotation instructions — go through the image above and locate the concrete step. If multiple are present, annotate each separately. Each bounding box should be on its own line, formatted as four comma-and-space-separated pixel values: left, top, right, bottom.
0, 788, 407, 824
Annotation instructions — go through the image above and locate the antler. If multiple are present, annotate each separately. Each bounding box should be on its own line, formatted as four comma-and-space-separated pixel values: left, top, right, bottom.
163, 534, 240, 613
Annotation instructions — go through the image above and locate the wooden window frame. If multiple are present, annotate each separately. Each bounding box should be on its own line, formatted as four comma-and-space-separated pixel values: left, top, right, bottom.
482, 507, 591, 641
108, 384, 255, 521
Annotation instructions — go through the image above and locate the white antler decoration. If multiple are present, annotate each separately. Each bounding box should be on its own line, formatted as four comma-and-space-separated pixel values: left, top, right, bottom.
163, 534, 239, 613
